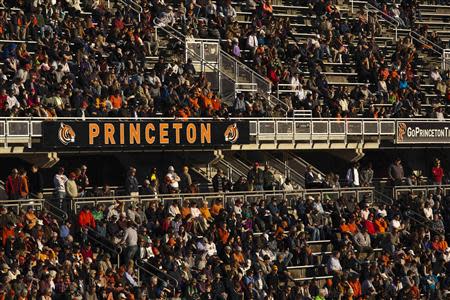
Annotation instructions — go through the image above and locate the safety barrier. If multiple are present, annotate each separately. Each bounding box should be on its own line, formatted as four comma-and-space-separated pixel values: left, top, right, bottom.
69, 187, 374, 214
393, 184, 450, 200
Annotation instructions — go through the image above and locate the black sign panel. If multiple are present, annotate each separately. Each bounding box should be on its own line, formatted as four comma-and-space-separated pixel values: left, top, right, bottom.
42, 121, 250, 148
396, 121, 450, 144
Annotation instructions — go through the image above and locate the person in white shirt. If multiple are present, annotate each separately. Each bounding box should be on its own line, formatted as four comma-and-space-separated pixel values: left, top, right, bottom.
166, 166, 180, 191
430, 66, 442, 83
53, 167, 68, 209
247, 31, 259, 53
290, 73, 300, 91
168, 202, 181, 218
6, 94, 20, 108
327, 251, 342, 274
423, 202, 433, 220
346, 162, 360, 187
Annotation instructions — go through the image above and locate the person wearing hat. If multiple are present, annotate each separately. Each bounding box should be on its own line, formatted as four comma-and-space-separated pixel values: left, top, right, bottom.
166, 166, 180, 193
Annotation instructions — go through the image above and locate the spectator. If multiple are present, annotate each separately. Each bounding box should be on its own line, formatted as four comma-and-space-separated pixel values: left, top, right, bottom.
388, 158, 405, 186
78, 206, 96, 229
432, 158, 444, 185
247, 162, 264, 191
65, 172, 78, 212
76, 165, 89, 197
360, 162, 374, 187
29, 165, 43, 199
125, 167, 139, 198
262, 163, 275, 191
179, 165, 192, 193
165, 166, 180, 193
53, 167, 67, 209
5, 168, 20, 200
212, 169, 225, 193
346, 162, 360, 187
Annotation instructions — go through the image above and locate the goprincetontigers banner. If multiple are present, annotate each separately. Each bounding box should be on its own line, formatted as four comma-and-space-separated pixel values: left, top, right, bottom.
396, 121, 450, 144
42, 121, 250, 148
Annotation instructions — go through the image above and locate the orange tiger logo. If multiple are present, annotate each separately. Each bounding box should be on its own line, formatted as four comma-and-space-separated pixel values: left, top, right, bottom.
397, 122, 407, 142
58, 123, 75, 145
224, 123, 239, 144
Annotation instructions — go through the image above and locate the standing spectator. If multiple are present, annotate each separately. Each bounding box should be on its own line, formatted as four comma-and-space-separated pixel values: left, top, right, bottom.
5, 168, 20, 200
53, 167, 68, 209
304, 165, 316, 189
388, 158, 404, 186
166, 166, 181, 193
432, 159, 444, 185
179, 165, 193, 193
122, 221, 138, 264
77, 165, 89, 197
360, 163, 374, 187
125, 167, 139, 198
65, 172, 78, 213
247, 162, 264, 191
263, 163, 275, 191
212, 169, 225, 193
29, 165, 43, 199
18, 169, 28, 199
346, 162, 360, 187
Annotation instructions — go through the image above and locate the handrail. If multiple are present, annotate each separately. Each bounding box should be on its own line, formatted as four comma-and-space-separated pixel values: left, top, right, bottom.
409, 31, 444, 56
87, 227, 122, 266
43, 199, 69, 221
136, 259, 178, 289
393, 184, 450, 199
364, 1, 400, 41
373, 189, 394, 206
117, 0, 143, 22
154, 18, 289, 112
405, 209, 441, 234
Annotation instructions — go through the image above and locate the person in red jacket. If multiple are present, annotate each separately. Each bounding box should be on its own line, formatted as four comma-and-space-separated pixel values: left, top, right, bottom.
5, 169, 20, 200
432, 158, 444, 185
78, 206, 96, 229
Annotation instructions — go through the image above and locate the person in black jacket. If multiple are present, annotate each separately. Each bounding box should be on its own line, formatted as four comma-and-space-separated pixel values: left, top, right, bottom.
125, 167, 139, 197
28, 165, 43, 199
212, 169, 225, 192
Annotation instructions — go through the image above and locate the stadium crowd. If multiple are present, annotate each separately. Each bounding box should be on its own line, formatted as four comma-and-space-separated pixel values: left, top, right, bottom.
0, 0, 447, 120
0, 160, 449, 299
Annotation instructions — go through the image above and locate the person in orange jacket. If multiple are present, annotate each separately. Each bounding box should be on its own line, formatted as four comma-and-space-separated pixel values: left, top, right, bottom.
78, 206, 96, 229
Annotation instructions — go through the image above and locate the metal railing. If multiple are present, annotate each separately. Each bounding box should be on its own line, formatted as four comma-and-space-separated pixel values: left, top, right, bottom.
393, 184, 450, 200
154, 18, 289, 112
68, 187, 374, 214
365, 1, 400, 41
87, 227, 123, 266
117, 0, 143, 22
136, 259, 178, 290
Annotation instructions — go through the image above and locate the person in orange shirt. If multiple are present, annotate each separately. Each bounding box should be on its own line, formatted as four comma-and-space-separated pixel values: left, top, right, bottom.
2, 224, 14, 247
274, 221, 288, 241
199, 201, 212, 223
181, 200, 191, 220
210, 199, 223, 217
348, 276, 362, 298
218, 223, 230, 245
211, 95, 221, 111
19, 169, 29, 199
233, 247, 245, 265
433, 235, 448, 252
109, 90, 122, 109
25, 207, 37, 230
374, 214, 388, 234
78, 206, 96, 229
200, 91, 212, 110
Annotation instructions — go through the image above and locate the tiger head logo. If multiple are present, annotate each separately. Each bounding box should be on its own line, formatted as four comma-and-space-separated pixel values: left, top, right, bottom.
224, 123, 239, 144
397, 122, 407, 142
58, 123, 75, 145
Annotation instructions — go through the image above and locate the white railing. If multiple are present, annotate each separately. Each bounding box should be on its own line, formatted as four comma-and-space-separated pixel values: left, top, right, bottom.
393, 184, 450, 200
68, 187, 374, 214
